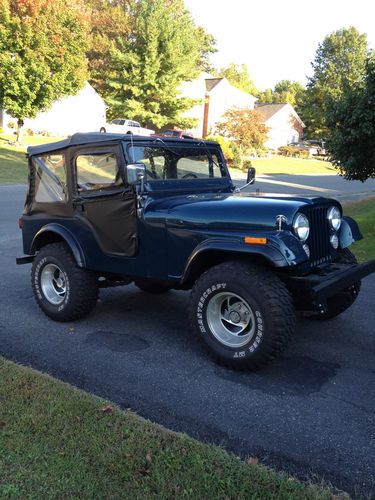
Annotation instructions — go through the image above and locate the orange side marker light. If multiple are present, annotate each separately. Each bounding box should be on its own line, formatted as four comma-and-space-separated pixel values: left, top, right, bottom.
244, 237, 267, 245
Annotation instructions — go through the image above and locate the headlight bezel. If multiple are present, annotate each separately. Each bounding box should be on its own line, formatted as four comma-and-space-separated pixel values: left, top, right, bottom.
293, 213, 310, 242
327, 206, 342, 231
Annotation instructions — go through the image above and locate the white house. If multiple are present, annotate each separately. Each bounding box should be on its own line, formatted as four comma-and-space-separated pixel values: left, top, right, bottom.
179, 75, 304, 148
1, 82, 106, 137
254, 103, 305, 150
179, 73, 257, 138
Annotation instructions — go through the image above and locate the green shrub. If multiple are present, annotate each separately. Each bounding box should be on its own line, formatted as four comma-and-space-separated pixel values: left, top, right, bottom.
278, 146, 309, 159
205, 135, 235, 163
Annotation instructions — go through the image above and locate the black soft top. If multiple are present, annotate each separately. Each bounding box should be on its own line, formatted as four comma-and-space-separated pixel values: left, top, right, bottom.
27, 132, 218, 156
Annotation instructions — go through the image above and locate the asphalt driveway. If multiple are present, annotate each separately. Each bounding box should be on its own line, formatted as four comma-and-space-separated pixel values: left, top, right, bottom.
234, 173, 375, 200
0, 185, 374, 497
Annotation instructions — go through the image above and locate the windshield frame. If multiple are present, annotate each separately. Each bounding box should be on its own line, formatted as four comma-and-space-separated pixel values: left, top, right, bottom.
123, 141, 230, 185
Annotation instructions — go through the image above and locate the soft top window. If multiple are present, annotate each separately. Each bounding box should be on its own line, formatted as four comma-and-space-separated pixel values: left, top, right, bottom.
76, 152, 121, 191
33, 154, 67, 203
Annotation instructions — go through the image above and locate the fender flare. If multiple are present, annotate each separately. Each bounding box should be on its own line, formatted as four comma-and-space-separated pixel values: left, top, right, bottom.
181, 238, 288, 283
339, 216, 363, 248
31, 223, 86, 268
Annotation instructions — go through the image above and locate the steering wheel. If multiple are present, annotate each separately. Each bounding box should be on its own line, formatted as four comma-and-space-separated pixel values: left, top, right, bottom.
182, 173, 198, 179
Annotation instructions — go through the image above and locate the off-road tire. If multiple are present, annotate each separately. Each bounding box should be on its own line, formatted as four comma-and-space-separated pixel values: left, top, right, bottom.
314, 248, 361, 320
189, 261, 296, 370
134, 279, 171, 294
31, 243, 99, 322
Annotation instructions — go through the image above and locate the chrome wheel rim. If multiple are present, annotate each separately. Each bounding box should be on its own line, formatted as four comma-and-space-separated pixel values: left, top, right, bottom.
206, 292, 256, 348
40, 264, 66, 305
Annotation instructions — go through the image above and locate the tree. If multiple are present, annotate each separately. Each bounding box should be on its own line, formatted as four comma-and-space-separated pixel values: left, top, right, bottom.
0, 0, 88, 141
326, 53, 375, 180
215, 63, 258, 95
257, 88, 273, 103
216, 108, 268, 156
273, 80, 305, 109
303, 27, 368, 138
93, 0, 216, 128
87, 0, 131, 95
257, 80, 306, 115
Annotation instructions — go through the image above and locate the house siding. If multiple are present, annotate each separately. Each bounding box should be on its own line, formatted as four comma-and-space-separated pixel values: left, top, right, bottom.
180, 74, 256, 138
2, 83, 106, 137
263, 105, 304, 149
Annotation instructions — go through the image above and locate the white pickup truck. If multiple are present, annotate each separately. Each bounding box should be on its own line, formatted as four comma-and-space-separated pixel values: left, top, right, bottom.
100, 119, 154, 136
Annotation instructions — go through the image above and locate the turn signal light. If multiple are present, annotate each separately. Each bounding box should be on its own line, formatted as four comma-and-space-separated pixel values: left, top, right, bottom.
243, 237, 267, 245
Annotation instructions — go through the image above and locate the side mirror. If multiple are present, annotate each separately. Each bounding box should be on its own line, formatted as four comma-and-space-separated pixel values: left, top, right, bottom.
247, 167, 256, 185
126, 163, 146, 186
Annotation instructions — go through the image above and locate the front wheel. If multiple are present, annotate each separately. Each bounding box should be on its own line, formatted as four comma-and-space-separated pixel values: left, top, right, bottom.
189, 261, 295, 370
99, 127, 106, 133
31, 243, 99, 322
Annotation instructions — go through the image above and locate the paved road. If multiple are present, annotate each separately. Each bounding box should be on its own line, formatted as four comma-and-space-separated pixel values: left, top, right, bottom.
233, 173, 375, 200
1, 185, 374, 497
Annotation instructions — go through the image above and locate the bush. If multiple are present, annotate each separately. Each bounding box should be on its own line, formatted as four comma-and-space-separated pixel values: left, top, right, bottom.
205, 135, 236, 163
278, 146, 309, 159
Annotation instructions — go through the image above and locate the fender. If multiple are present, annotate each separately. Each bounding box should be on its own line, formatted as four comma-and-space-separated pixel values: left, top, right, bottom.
339, 216, 363, 249
31, 223, 86, 268
182, 237, 289, 283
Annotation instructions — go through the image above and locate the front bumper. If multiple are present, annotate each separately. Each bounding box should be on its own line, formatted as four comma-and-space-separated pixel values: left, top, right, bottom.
282, 260, 375, 303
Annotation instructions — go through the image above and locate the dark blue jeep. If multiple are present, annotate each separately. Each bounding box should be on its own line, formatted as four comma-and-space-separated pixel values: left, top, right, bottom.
17, 133, 375, 369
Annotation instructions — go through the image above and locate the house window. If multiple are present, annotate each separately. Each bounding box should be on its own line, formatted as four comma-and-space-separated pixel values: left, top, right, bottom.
34, 154, 67, 203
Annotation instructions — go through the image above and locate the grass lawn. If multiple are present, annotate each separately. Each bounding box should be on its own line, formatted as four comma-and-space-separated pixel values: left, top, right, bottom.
0, 134, 61, 184
0, 357, 331, 499
343, 197, 375, 262
0, 146, 28, 184
239, 155, 337, 176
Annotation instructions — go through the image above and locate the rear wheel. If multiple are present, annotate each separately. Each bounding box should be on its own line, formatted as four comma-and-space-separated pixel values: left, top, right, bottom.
313, 248, 361, 320
99, 127, 106, 133
31, 243, 99, 322
189, 261, 295, 370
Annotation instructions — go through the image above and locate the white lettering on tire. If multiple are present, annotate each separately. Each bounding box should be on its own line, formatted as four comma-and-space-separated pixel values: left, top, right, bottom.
196, 283, 227, 334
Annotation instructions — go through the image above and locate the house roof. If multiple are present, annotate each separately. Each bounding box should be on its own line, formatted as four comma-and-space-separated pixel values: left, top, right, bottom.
255, 103, 305, 127
255, 103, 287, 121
205, 78, 223, 92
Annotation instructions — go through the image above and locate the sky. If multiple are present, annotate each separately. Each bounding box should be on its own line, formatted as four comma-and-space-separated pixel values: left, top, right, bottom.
184, 0, 375, 90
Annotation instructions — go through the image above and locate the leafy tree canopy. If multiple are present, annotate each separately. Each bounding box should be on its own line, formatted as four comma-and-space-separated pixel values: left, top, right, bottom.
215, 108, 268, 151
0, 0, 88, 136
257, 80, 306, 114
303, 26, 368, 138
89, 0, 216, 129
215, 63, 258, 96
326, 53, 375, 180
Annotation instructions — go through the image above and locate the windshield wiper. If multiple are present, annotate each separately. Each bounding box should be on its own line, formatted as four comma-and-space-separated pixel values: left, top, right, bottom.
197, 140, 220, 169
150, 137, 180, 157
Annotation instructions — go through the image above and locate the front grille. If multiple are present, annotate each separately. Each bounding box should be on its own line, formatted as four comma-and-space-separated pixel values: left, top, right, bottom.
304, 206, 332, 268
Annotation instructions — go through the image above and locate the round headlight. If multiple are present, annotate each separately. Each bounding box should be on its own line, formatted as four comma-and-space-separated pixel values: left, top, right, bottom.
293, 213, 310, 241
327, 206, 341, 230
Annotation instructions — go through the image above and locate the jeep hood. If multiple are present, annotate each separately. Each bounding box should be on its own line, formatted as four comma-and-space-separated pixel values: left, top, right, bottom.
145, 192, 335, 231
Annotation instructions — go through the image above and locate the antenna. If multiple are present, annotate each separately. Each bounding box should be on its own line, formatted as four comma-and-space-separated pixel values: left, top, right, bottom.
130, 132, 135, 163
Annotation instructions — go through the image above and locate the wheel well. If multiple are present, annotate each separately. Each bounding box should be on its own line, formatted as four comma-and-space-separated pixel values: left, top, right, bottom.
32, 231, 66, 251
183, 250, 273, 289
32, 231, 85, 267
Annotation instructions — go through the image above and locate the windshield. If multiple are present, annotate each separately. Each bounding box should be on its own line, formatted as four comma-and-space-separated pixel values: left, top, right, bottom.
125, 144, 226, 181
